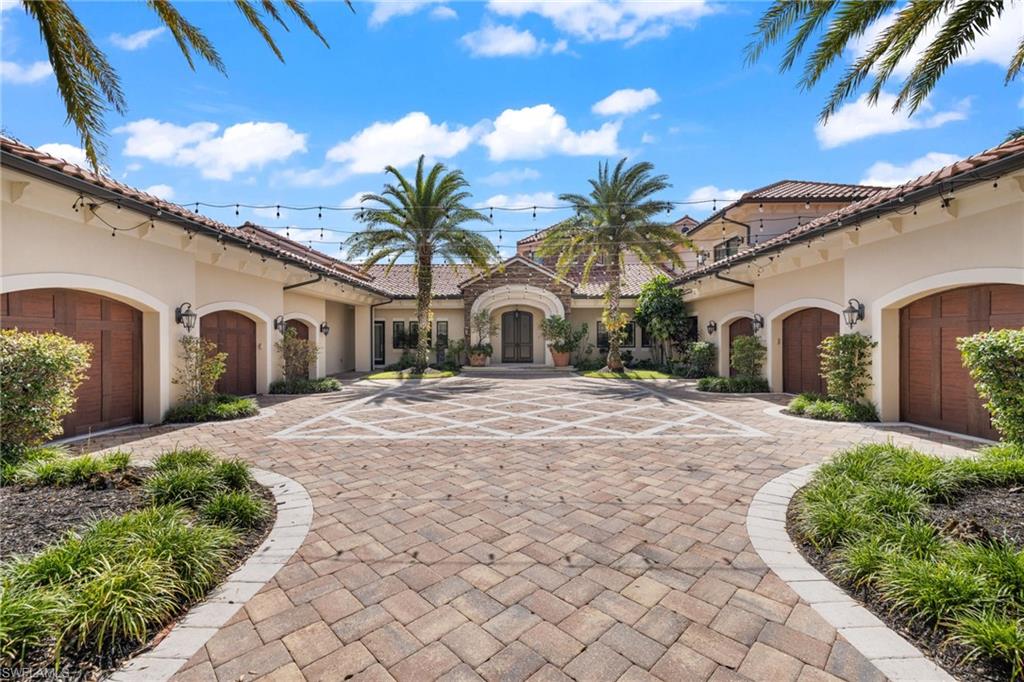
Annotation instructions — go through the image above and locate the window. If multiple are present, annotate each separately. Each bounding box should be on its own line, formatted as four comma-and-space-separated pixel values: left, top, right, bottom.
682, 316, 699, 343
713, 236, 742, 262
392, 321, 405, 349
436, 321, 449, 349
408, 321, 419, 348
621, 322, 635, 348
640, 326, 652, 348
596, 322, 609, 350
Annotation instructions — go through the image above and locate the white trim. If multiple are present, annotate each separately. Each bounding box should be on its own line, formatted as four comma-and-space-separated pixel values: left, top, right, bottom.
195, 301, 274, 394
765, 298, 844, 392
0, 272, 171, 423
870, 267, 1024, 420
282, 312, 324, 378
713, 310, 755, 377
470, 284, 566, 366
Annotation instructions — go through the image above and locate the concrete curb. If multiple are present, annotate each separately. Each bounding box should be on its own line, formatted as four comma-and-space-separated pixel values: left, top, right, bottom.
747, 465, 955, 682
108, 468, 313, 682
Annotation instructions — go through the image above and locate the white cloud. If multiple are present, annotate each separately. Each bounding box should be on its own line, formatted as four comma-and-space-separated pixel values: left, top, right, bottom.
1, 60, 52, 84
116, 119, 307, 180
430, 5, 457, 20
851, 4, 1024, 78
37, 143, 87, 167
461, 23, 552, 57
368, 0, 442, 27
142, 183, 175, 200
686, 185, 745, 212
478, 191, 558, 212
592, 87, 660, 116
326, 112, 477, 174
481, 104, 620, 161
816, 92, 969, 148
860, 152, 961, 187
480, 167, 541, 186
487, 0, 713, 44
110, 27, 165, 51
640, 132, 656, 144
339, 191, 371, 208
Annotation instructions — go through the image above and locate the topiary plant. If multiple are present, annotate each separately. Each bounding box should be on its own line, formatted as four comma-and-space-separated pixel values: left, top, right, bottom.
819, 332, 877, 404
0, 329, 92, 454
959, 328, 1024, 443
730, 334, 767, 379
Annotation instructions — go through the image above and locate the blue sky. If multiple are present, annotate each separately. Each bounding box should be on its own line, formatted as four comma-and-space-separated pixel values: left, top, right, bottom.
2, 1, 1022, 259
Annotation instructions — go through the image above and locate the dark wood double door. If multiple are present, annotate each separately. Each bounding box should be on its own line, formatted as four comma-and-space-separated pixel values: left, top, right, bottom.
1, 289, 143, 437
200, 311, 257, 395
501, 310, 533, 363
901, 284, 1024, 440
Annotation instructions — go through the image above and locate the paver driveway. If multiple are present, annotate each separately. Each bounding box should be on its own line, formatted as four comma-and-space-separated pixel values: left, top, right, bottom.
87, 376, 980, 682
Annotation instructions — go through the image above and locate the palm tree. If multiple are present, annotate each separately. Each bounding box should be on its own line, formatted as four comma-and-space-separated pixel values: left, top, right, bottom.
536, 159, 689, 372
746, 1, 1024, 121
20, 0, 345, 169
346, 156, 497, 372
1007, 126, 1024, 142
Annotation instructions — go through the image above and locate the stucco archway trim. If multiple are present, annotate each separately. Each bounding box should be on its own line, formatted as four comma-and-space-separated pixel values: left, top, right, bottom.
870, 267, 1024, 421
765, 298, 845, 392
283, 312, 325, 378
470, 285, 566, 366
1, 272, 171, 423
715, 310, 755, 377
196, 301, 274, 394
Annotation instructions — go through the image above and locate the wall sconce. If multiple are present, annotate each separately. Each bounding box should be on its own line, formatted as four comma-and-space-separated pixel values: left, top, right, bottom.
843, 298, 865, 329
706, 320, 717, 336
751, 314, 765, 332
273, 315, 287, 334
319, 321, 331, 336
175, 302, 197, 333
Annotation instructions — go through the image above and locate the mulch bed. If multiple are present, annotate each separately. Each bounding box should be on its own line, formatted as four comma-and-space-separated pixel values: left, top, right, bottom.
928, 484, 1024, 547
1, 469, 276, 681
787, 490, 1016, 682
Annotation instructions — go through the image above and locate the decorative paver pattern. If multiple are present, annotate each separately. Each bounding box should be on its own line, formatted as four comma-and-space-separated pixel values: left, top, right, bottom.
78, 377, 980, 681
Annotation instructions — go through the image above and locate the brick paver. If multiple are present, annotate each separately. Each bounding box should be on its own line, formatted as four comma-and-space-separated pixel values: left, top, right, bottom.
81, 376, 979, 681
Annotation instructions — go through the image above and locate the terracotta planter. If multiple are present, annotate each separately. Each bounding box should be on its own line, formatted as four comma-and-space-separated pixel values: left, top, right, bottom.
469, 352, 488, 367
550, 349, 571, 367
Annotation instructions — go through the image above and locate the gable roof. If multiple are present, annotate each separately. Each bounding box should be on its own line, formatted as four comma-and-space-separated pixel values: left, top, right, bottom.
675, 136, 1024, 285
458, 255, 575, 289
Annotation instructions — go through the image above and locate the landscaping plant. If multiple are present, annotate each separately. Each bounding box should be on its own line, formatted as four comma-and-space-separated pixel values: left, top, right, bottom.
540, 315, 586, 366
786, 333, 880, 421
172, 335, 226, 405
275, 325, 318, 383
0, 329, 91, 456
678, 341, 716, 378
468, 309, 496, 365
730, 334, 767, 379
163, 393, 258, 423
634, 275, 689, 365
959, 328, 1024, 444
269, 377, 341, 395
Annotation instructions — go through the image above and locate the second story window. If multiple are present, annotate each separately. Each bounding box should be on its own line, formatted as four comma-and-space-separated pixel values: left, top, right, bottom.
713, 236, 742, 262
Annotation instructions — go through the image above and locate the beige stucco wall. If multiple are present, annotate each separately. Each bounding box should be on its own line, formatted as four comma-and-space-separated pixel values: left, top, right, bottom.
371, 301, 465, 367
567, 305, 653, 364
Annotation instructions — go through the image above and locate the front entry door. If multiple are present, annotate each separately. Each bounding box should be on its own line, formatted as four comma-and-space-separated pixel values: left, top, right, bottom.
373, 321, 385, 366
501, 310, 533, 363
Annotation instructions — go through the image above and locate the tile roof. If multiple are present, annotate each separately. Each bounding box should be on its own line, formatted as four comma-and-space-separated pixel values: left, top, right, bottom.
572, 263, 674, 297
518, 213, 700, 246
676, 136, 1024, 285
0, 136, 389, 296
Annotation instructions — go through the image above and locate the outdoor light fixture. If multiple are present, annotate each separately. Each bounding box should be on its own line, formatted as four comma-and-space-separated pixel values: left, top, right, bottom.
273, 315, 287, 334
175, 302, 197, 333
319, 321, 331, 336
706, 320, 717, 336
843, 298, 865, 329
751, 314, 765, 332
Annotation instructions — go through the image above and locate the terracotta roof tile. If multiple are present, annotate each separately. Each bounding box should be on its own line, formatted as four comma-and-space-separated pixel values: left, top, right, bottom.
364, 264, 482, 297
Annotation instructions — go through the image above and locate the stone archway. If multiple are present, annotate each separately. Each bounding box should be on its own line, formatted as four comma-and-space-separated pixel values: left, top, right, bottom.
469, 284, 566, 366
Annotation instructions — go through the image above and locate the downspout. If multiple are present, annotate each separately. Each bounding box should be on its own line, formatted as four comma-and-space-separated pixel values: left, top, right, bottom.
282, 274, 323, 290
714, 272, 755, 288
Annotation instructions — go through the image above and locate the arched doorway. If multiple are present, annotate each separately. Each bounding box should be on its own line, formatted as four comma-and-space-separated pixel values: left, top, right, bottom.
900, 284, 1024, 439
501, 310, 533, 363
200, 311, 257, 395
728, 317, 753, 377
1, 288, 143, 436
782, 308, 839, 394
283, 318, 312, 379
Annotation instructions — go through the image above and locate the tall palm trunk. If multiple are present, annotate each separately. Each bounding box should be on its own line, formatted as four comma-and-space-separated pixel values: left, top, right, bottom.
415, 251, 433, 372
605, 249, 623, 372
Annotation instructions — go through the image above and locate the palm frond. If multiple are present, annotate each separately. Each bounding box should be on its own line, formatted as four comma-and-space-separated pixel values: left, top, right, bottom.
233, 0, 285, 61
146, 0, 225, 73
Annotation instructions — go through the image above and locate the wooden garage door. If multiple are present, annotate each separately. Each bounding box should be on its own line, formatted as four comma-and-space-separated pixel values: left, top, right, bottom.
900, 284, 1024, 440
728, 317, 753, 377
1, 289, 142, 437
783, 308, 839, 395
200, 311, 257, 396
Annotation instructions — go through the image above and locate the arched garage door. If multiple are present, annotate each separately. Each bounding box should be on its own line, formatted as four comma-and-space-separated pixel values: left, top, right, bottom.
200, 311, 257, 395
284, 319, 311, 378
900, 284, 1024, 440
728, 317, 753, 377
1, 289, 142, 436
783, 308, 839, 395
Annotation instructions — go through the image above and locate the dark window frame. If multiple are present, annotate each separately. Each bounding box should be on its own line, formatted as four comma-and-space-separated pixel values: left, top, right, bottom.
713, 236, 742, 262
435, 320, 448, 349
640, 326, 652, 348
392, 321, 405, 349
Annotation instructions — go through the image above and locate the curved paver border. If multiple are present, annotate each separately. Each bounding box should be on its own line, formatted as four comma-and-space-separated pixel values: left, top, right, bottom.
108, 467, 313, 682
747, 465, 955, 682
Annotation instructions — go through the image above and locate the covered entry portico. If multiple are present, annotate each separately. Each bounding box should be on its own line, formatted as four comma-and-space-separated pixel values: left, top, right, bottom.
469, 284, 566, 366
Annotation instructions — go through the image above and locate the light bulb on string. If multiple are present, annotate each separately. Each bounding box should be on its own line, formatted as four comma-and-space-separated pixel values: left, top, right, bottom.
235, 204, 239, 216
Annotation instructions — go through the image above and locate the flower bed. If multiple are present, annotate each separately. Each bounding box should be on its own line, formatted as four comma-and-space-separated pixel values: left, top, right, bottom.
696, 376, 770, 393
163, 394, 259, 423
789, 442, 1024, 680
0, 447, 273, 679
785, 392, 879, 422
269, 377, 342, 394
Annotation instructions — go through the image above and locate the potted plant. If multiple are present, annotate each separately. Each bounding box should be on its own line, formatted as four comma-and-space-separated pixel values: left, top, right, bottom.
469, 309, 496, 367
540, 315, 586, 367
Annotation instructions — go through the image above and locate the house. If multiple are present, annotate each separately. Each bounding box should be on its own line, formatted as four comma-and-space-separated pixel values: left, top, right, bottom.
2, 134, 1021, 441
675, 137, 1024, 440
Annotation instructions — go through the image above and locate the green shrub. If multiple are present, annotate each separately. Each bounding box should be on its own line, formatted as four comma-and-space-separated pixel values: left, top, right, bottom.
11, 451, 132, 487
948, 542, 1024, 607
959, 329, 1024, 443
786, 393, 878, 422
786, 392, 824, 414
730, 334, 766, 379
686, 341, 716, 378
275, 326, 319, 383
269, 377, 342, 394
953, 611, 1024, 680
144, 466, 222, 506
880, 556, 990, 624
163, 394, 258, 423
540, 315, 587, 354
212, 459, 252, 490
154, 447, 216, 472
0, 584, 66, 665
0, 329, 92, 455
574, 357, 605, 372
201, 491, 268, 529
819, 332, 877, 404
697, 376, 770, 393
172, 335, 226, 405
